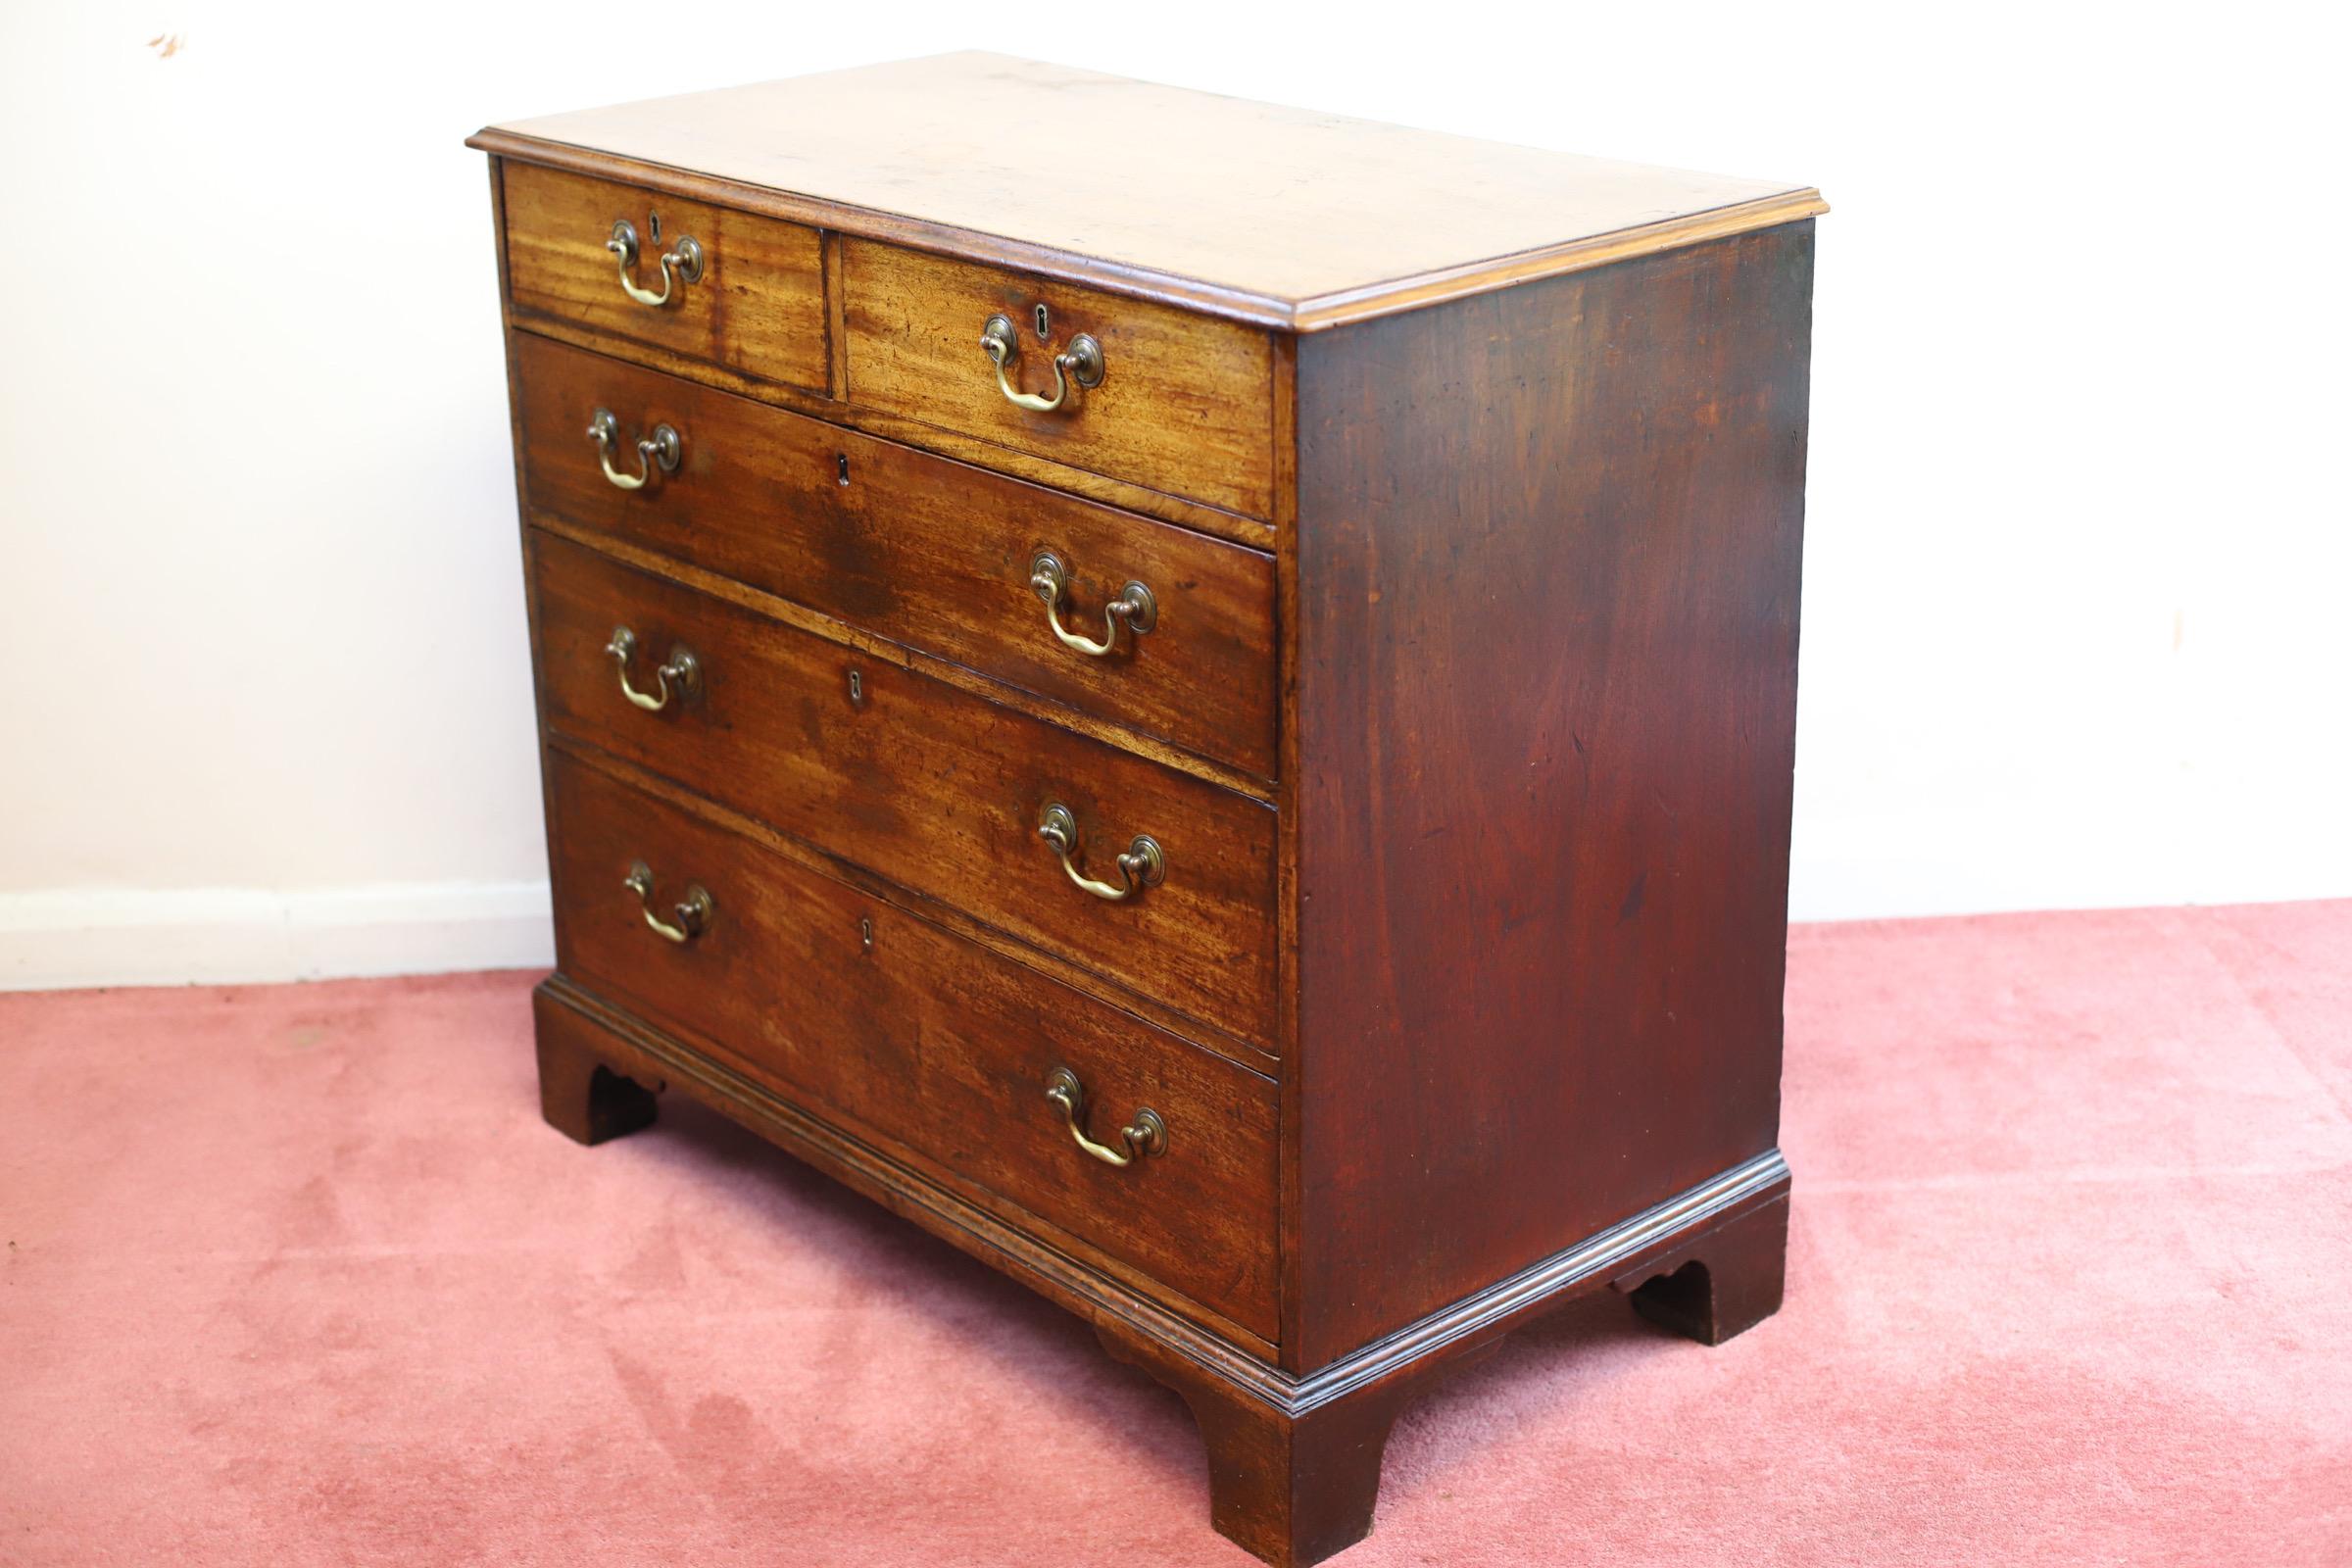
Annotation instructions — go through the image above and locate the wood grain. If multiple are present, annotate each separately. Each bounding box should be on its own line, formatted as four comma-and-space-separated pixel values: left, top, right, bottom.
528, 514, 1275, 803
1286, 223, 1813, 1370
528, 528, 1280, 1051
514, 332, 1279, 778
510, 315, 1273, 548
549, 739, 1279, 1074
503, 162, 829, 393
473, 53, 1823, 331
481, 64, 1823, 1565
545, 749, 1281, 1336
532, 974, 1285, 1359
843, 238, 1276, 516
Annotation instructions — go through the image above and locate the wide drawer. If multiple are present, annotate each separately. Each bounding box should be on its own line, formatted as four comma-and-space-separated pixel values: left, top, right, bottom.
842, 239, 1275, 518
545, 749, 1279, 1337
529, 529, 1279, 1049
501, 162, 829, 394
514, 333, 1278, 779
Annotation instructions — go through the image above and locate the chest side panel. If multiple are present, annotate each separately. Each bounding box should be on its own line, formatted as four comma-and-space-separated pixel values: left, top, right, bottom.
1290, 224, 1815, 1371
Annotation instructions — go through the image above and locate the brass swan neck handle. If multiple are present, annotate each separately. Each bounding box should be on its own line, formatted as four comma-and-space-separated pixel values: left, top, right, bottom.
588, 409, 682, 491
981, 314, 1104, 413
623, 860, 713, 944
1038, 803, 1163, 902
607, 216, 704, 308
605, 625, 701, 711
1029, 552, 1154, 657
1045, 1068, 1166, 1167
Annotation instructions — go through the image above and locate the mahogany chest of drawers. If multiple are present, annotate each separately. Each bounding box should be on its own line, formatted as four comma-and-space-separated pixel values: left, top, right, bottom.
469, 54, 1822, 1566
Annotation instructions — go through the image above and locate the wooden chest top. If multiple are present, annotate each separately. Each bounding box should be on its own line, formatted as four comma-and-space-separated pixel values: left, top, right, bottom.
470, 51, 1825, 329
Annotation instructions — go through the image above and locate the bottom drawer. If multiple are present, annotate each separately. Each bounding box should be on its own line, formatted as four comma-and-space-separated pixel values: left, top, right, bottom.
543, 748, 1280, 1338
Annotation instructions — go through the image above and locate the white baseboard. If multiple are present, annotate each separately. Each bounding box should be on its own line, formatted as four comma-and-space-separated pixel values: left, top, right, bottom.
0, 882, 556, 992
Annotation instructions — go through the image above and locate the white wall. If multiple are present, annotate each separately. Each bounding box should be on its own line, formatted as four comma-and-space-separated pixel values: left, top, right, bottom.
3, 2, 2345, 988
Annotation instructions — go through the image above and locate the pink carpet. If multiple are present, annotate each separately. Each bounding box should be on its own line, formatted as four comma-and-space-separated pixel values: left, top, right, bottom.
4, 902, 2348, 1565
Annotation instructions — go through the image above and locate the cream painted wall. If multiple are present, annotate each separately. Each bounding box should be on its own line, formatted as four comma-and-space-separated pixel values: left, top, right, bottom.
3, 2, 2345, 987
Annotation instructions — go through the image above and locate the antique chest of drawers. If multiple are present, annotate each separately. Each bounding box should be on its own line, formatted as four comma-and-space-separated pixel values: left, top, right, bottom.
469, 54, 1822, 1566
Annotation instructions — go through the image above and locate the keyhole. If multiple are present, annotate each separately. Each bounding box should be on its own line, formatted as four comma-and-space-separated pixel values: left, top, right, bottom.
847, 667, 864, 707
1034, 303, 1051, 339
859, 916, 874, 953
836, 453, 850, 486
648, 211, 662, 244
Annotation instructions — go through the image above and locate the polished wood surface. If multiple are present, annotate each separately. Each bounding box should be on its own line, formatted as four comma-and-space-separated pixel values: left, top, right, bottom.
502, 162, 829, 393
512, 304, 1275, 548
531, 512, 1274, 804
545, 749, 1280, 1336
479, 60, 1818, 1565
1286, 224, 1812, 1369
527, 528, 1280, 1051
475, 53, 1823, 329
514, 332, 1279, 777
842, 239, 1276, 516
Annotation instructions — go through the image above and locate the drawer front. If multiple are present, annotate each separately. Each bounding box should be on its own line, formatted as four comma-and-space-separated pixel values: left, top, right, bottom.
843, 239, 1275, 517
529, 529, 1278, 1048
514, 334, 1278, 779
502, 162, 829, 394
545, 750, 1278, 1336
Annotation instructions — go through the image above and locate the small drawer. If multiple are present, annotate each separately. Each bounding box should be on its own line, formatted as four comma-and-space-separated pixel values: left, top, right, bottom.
545, 750, 1279, 1337
514, 334, 1278, 778
528, 529, 1279, 1049
501, 162, 828, 394
842, 239, 1275, 517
